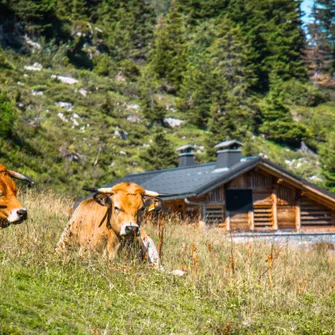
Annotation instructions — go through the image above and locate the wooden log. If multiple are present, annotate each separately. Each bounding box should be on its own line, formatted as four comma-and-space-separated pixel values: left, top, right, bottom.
301, 226, 335, 232
272, 187, 278, 230
296, 198, 301, 232
301, 217, 332, 221
301, 211, 332, 215
301, 221, 333, 225
248, 211, 254, 231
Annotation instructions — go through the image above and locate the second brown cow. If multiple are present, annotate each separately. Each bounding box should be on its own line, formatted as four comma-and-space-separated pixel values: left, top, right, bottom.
56, 182, 162, 267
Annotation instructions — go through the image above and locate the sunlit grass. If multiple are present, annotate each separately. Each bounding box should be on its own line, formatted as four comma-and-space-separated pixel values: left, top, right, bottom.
1, 190, 335, 334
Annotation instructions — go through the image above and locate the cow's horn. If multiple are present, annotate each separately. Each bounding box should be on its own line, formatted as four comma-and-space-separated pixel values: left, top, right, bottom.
82, 186, 98, 193
83, 187, 114, 194
96, 187, 113, 194
8, 170, 34, 186
144, 190, 160, 197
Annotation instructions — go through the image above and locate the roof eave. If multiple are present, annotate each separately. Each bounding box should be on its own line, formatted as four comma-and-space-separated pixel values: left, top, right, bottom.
161, 192, 196, 201
259, 159, 335, 207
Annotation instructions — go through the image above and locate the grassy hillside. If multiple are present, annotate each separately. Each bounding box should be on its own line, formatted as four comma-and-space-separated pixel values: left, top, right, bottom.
0, 46, 328, 196
1, 0, 335, 195
1, 191, 335, 334
0, 48, 210, 195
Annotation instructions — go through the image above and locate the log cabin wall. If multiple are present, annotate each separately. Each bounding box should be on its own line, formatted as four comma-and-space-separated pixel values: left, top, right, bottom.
164, 199, 185, 218
276, 184, 296, 230
299, 196, 335, 232
204, 190, 226, 225
163, 168, 335, 232
204, 169, 335, 231
226, 171, 274, 231
164, 197, 205, 222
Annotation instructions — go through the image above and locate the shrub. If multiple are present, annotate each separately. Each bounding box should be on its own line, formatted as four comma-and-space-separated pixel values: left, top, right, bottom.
281, 79, 327, 107
92, 54, 117, 77
0, 49, 12, 70
0, 92, 16, 137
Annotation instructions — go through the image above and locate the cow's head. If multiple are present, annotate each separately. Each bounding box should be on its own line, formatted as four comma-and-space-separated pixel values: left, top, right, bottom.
84, 182, 162, 237
0, 164, 34, 228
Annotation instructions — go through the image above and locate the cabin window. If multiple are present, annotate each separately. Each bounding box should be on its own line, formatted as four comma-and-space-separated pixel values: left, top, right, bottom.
206, 206, 224, 224
226, 189, 253, 211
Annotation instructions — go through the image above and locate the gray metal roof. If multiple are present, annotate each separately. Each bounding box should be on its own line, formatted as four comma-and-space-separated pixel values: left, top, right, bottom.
80, 155, 335, 207
106, 156, 260, 200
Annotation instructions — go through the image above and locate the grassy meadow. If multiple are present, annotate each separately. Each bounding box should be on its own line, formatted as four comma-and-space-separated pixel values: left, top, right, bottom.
1, 190, 335, 334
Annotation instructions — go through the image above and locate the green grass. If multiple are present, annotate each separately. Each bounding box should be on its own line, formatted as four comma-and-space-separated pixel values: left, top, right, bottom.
1, 190, 335, 334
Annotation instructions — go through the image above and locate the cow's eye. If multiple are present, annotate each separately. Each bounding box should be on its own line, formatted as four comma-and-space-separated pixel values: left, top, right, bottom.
114, 206, 120, 212
0, 191, 3, 197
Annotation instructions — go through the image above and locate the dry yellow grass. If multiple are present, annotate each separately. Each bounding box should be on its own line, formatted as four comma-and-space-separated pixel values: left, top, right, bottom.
1, 190, 335, 334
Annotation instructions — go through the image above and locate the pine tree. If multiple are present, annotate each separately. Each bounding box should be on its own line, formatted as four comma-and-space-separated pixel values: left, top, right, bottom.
205, 103, 232, 160
320, 133, 335, 191
227, 0, 306, 89
149, 1, 187, 91
204, 99, 256, 160
140, 131, 177, 170
259, 73, 306, 146
203, 16, 258, 156
139, 65, 166, 126
152, 0, 170, 16
262, 0, 306, 80
209, 17, 257, 98
7, 0, 64, 38
303, 11, 330, 86
175, 0, 229, 26
178, 20, 217, 127
96, 0, 156, 61
179, 60, 214, 127
307, 0, 335, 78
131, 0, 157, 59
71, 0, 88, 20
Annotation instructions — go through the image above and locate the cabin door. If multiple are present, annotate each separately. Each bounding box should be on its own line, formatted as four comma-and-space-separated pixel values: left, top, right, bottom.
225, 189, 253, 230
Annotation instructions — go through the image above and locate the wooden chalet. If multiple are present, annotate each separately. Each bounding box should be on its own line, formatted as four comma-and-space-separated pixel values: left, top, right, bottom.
108, 141, 335, 232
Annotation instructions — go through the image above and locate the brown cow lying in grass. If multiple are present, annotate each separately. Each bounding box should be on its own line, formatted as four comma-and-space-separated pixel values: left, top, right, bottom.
56, 182, 162, 268
0, 164, 34, 229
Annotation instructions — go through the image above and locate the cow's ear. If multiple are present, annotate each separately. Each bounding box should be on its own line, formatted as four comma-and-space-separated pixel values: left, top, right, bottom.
93, 193, 111, 207
143, 197, 163, 212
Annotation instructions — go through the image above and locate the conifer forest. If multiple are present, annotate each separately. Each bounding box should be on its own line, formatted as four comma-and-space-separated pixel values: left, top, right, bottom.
0, 0, 335, 194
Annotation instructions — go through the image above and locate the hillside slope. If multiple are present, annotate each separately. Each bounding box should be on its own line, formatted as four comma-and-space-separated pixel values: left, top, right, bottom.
0, 0, 333, 195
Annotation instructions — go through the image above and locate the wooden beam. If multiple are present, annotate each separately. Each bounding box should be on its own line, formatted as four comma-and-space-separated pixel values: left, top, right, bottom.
259, 163, 335, 210
296, 198, 301, 232
248, 211, 254, 231
225, 210, 231, 231
272, 187, 278, 230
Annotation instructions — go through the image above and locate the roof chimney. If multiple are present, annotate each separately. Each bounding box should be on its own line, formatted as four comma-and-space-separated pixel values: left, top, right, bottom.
214, 140, 243, 170
176, 144, 196, 168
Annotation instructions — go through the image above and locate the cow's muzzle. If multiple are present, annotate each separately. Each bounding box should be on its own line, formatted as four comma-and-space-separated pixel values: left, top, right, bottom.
7, 208, 28, 224
120, 223, 139, 237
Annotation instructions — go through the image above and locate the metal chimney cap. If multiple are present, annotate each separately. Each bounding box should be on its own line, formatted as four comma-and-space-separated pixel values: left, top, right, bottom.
176, 144, 195, 152
214, 140, 243, 150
